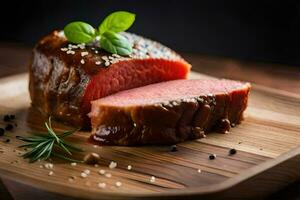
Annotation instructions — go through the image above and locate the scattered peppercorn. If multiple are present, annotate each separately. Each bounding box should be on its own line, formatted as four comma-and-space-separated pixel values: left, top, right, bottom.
9, 115, 15, 120
229, 148, 237, 155
4, 139, 10, 143
3, 115, 10, 122
0, 128, 4, 136
209, 154, 216, 160
170, 145, 178, 152
5, 124, 13, 131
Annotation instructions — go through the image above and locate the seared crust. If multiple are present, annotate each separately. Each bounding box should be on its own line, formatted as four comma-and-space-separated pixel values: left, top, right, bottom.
90, 83, 251, 145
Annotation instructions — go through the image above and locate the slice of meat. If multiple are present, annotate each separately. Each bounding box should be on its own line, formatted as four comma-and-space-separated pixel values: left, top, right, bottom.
89, 79, 251, 145
29, 31, 191, 127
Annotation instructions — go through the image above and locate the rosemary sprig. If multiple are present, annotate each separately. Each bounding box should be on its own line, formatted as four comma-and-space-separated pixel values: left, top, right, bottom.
17, 117, 83, 163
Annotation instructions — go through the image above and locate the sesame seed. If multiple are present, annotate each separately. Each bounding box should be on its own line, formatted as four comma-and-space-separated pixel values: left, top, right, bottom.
105, 61, 110, 66
98, 169, 106, 175
109, 161, 117, 169
81, 172, 88, 178
48, 171, 54, 176
150, 176, 156, 183
101, 56, 108, 60
112, 54, 121, 58
80, 59, 85, 64
93, 145, 98, 148
78, 44, 85, 49
81, 52, 88, 57
95, 36, 100, 41
91, 47, 95, 50
98, 182, 106, 188
39, 165, 43, 168
197, 169, 202, 173
127, 165, 132, 170
71, 162, 77, 166
66, 50, 75, 54
94, 164, 99, 167
83, 169, 90, 175
105, 173, 111, 178
60, 48, 68, 51
115, 181, 122, 187
44, 163, 53, 169
95, 50, 98, 54
95, 61, 102, 65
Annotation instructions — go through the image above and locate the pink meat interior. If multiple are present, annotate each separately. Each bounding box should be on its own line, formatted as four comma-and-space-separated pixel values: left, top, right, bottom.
91, 79, 250, 108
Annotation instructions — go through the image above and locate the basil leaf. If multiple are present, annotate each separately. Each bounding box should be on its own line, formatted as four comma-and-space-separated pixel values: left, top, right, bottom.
64, 21, 96, 44
99, 11, 135, 35
100, 31, 132, 55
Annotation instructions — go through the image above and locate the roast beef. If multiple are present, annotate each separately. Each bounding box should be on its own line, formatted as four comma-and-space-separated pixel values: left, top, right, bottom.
29, 31, 191, 127
89, 79, 251, 145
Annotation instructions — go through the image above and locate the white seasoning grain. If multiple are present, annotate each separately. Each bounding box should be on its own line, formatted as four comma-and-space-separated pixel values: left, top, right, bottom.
48, 171, 54, 176
127, 165, 132, 170
95, 61, 101, 65
71, 162, 77, 166
81, 172, 88, 178
44, 163, 53, 169
80, 59, 85, 64
98, 169, 106, 175
81, 51, 88, 57
115, 181, 122, 187
105, 61, 110, 66
83, 169, 90, 175
109, 161, 117, 169
197, 169, 202, 173
105, 173, 112, 178
98, 182, 106, 188
150, 176, 156, 183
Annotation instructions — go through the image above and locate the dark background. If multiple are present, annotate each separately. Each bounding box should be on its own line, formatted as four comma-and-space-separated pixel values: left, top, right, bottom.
2, 0, 300, 66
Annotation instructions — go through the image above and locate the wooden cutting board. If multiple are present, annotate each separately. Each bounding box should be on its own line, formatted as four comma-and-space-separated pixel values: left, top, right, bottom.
0, 72, 299, 199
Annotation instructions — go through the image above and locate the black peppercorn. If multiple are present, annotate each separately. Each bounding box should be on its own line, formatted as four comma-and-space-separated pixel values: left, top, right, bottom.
0, 128, 4, 136
9, 115, 15, 120
5, 124, 13, 131
4, 139, 10, 143
209, 154, 216, 160
170, 145, 178, 152
3, 115, 10, 122
229, 148, 237, 155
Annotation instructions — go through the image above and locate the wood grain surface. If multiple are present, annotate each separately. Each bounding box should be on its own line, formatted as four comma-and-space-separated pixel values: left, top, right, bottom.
0, 71, 299, 199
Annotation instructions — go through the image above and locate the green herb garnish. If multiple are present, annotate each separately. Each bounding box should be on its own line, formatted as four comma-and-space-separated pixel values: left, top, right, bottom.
63, 11, 135, 55
17, 117, 83, 163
